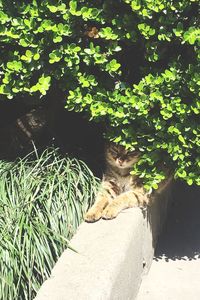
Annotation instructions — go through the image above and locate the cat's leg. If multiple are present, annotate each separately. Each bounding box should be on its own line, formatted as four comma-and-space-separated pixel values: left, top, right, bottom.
84, 181, 119, 222
102, 189, 149, 220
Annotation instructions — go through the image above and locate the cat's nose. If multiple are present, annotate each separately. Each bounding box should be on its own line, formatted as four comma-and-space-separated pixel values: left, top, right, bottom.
116, 158, 123, 166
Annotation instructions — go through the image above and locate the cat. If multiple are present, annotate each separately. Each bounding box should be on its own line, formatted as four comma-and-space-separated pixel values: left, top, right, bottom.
85, 142, 150, 222
0, 107, 48, 159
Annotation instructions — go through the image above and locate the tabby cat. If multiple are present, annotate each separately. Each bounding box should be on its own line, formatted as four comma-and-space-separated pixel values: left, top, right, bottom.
85, 142, 150, 222
0, 107, 48, 159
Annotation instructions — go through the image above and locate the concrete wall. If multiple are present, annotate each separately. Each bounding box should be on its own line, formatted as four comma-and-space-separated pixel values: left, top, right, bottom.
35, 179, 173, 300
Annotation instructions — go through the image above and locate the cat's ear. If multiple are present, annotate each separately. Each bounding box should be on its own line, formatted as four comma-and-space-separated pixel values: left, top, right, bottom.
105, 140, 115, 149
128, 150, 140, 157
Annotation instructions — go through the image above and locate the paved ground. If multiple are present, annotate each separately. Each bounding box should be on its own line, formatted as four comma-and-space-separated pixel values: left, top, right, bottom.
137, 182, 200, 300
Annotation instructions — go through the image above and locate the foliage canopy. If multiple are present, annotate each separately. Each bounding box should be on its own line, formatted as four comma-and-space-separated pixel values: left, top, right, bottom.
0, 0, 199, 188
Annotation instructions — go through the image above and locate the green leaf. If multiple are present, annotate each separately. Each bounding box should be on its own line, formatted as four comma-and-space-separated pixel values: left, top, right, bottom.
187, 178, 193, 185
48, 5, 58, 13
178, 135, 186, 144
25, 50, 32, 58
33, 53, 40, 60
53, 36, 63, 43
19, 39, 29, 47
131, 0, 141, 10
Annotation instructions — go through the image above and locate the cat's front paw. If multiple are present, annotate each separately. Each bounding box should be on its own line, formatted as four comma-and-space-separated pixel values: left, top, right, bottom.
102, 205, 120, 220
84, 208, 102, 223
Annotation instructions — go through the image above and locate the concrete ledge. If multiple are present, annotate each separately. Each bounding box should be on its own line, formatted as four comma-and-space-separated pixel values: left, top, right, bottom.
35, 180, 173, 300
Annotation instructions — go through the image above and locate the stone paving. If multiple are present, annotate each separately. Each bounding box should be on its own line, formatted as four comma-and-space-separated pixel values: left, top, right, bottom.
137, 182, 200, 300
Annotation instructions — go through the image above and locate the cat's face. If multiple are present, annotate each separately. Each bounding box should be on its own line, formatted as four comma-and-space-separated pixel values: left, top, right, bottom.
105, 143, 140, 169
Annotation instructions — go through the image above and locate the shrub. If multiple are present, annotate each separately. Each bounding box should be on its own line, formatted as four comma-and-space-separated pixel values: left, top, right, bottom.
0, 0, 199, 188
0, 148, 99, 300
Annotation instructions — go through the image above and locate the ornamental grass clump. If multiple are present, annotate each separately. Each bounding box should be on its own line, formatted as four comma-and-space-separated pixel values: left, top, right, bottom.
0, 148, 99, 300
